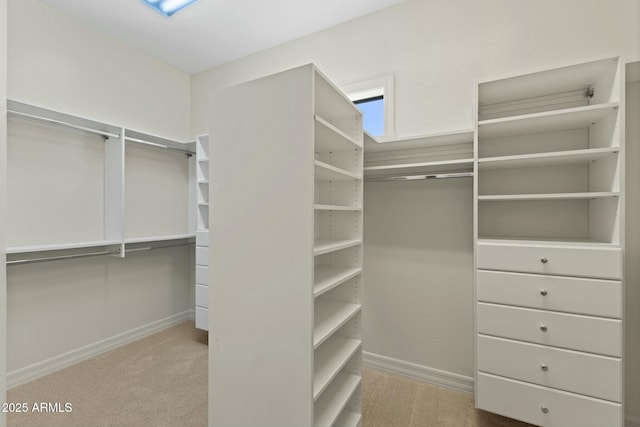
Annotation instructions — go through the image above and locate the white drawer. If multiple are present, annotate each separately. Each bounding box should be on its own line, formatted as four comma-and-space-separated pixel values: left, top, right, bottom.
196, 265, 209, 285
196, 230, 209, 247
195, 284, 209, 308
196, 247, 209, 266
477, 270, 621, 318
477, 242, 621, 279
477, 303, 621, 357
195, 306, 208, 331
476, 373, 622, 427
477, 335, 621, 402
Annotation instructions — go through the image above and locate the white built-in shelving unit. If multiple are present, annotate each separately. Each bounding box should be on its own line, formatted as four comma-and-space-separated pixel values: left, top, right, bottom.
5, 100, 196, 265
209, 64, 363, 427
194, 135, 210, 330
474, 57, 625, 427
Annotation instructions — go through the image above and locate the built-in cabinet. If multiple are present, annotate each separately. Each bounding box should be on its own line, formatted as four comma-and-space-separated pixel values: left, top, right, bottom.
195, 135, 210, 330
209, 64, 363, 427
474, 57, 625, 427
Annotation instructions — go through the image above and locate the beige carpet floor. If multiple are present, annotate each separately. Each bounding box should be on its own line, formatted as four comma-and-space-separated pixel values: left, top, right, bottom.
7, 321, 533, 427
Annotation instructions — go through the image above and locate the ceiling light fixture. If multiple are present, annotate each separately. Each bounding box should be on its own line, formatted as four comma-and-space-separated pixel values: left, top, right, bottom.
141, 0, 199, 17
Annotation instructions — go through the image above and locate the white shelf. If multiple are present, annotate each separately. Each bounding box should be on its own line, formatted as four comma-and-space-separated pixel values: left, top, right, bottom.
478, 192, 619, 201
478, 236, 621, 248
198, 202, 210, 206
314, 266, 362, 297
314, 300, 361, 349
314, 238, 362, 256
197, 180, 209, 184
314, 204, 362, 212
314, 69, 361, 122
478, 147, 619, 170
478, 103, 618, 139
364, 129, 474, 153
315, 115, 360, 152
124, 233, 195, 244
314, 373, 361, 427
364, 158, 473, 176
315, 160, 361, 181
333, 410, 362, 427
314, 336, 361, 400
7, 239, 122, 254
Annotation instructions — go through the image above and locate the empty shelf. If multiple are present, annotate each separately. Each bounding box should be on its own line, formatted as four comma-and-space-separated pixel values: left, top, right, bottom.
364, 129, 474, 153
315, 115, 360, 152
7, 239, 122, 254
477, 236, 621, 248
124, 234, 195, 244
479, 147, 619, 170
314, 373, 361, 427
478, 103, 619, 139
314, 300, 361, 349
314, 239, 362, 256
364, 158, 473, 176
314, 266, 362, 297
478, 192, 619, 201
315, 160, 361, 181
315, 204, 362, 212
334, 410, 362, 427
314, 336, 361, 400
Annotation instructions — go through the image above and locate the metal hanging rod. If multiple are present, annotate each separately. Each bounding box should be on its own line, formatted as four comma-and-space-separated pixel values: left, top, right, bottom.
125, 136, 194, 156
7, 110, 120, 139
6, 241, 195, 265
6, 250, 118, 266
391, 172, 474, 181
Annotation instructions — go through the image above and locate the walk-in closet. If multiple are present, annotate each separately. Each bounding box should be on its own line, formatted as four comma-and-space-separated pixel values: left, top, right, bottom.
0, 1, 639, 427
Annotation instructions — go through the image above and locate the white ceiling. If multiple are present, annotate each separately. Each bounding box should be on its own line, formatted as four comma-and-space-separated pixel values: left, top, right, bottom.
37, 0, 405, 74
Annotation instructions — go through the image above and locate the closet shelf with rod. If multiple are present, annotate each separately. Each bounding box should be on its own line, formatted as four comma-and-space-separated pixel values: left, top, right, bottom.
364, 129, 474, 178
6, 99, 197, 260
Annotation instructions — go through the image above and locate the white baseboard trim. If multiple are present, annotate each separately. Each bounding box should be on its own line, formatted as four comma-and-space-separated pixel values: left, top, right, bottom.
187, 308, 195, 320
627, 415, 640, 427
7, 310, 192, 389
363, 351, 474, 394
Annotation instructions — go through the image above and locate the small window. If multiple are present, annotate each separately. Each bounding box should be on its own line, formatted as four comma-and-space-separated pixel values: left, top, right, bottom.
354, 95, 384, 136
342, 75, 394, 138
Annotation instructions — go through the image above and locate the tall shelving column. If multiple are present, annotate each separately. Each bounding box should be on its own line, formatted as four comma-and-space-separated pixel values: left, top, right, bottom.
195, 135, 210, 330
474, 57, 625, 427
209, 64, 363, 427
313, 69, 364, 427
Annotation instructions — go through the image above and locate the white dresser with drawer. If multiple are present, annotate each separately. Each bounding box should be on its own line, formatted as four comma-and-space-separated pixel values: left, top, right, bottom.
474, 58, 625, 426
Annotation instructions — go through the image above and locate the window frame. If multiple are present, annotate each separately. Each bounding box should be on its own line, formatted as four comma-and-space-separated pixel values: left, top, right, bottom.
341, 75, 395, 138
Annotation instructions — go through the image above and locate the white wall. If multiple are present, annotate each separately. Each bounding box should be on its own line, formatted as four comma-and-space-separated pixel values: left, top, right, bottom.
5, 0, 194, 386
191, 0, 640, 420
8, 0, 191, 141
0, 0, 7, 424
625, 76, 640, 426
191, 0, 640, 136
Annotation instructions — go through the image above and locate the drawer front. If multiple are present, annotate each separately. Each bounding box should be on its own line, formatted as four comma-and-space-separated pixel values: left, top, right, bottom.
196, 247, 209, 266
195, 306, 209, 331
195, 284, 209, 308
477, 303, 621, 357
196, 265, 209, 285
477, 243, 621, 279
477, 335, 621, 402
476, 373, 622, 427
477, 270, 621, 318
196, 230, 209, 247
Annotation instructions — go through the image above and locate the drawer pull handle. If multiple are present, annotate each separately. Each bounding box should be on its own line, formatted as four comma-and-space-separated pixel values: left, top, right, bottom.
541, 406, 549, 414
541, 364, 549, 371
540, 325, 548, 332
540, 289, 548, 296
540, 257, 548, 264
